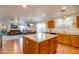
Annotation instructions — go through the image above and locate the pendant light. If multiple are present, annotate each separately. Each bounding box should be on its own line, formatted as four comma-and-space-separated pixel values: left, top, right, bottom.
22, 5, 27, 8
60, 6, 67, 20
29, 18, 33, 26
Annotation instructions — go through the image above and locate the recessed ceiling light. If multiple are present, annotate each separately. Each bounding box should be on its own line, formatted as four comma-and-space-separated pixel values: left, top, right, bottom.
62, 6, 66, 10
30, 23, 33, 26
61, 6, 66, 12
22, 5, 27, 8
15, 18, 18, 22
43, 14, 46, 16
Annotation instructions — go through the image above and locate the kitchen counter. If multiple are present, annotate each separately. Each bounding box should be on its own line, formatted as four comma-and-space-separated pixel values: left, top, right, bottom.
48, 28, 79, 35
24, 33, 57, 43
23, 33, 57, 54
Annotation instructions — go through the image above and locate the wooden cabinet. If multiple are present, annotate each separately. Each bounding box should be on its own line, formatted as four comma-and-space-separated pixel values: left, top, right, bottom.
48, 20, 55, 28
23, 37, 39, 54
40, 44, 49, 54
54, 38, 57, 51
40, 40, 49, 47
63, 35, 70, 45
49, 39, 55, 53
57, 34, 79, 47
70, 35, 79, 47
57, 34, 63, 43
23, 37, 57, 54
39, 38, 57, 54
39, 40, 49, 54
23, 37, 29, 54
57, 34, 70, 45
76, 16, 79, 28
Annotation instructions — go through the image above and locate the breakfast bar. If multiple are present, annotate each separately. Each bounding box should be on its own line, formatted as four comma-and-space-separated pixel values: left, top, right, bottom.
23, 33, 58, 54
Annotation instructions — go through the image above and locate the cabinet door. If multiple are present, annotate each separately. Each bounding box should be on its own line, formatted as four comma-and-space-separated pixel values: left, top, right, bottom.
54, 38, 57, 51
71, 36, 79, 47
40, 44, 49, 54
23, 37, 39, 54
28, 39, 39, 54
49, 37, 57, 54
49, 39, 55, 53
76, 16, 79, 28
40, 40, 48, 47
48, 20, 55, 28
23, 37, 29, 54
63, 35, 70, 45
57, 35, 63, 43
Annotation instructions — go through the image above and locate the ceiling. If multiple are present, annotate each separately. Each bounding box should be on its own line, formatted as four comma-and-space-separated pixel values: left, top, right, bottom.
0, 5, 79, 22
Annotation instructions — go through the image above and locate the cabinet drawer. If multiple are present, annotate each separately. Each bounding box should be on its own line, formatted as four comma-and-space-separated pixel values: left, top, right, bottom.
40, 44, 49, 54
71, 38, 79, 43
40, 40, 49, 47
71, 43, 79, 47
70, 36, 79, 47
57, 35, 63, 43
57, 38, 63, 43
63, 37, 70, 45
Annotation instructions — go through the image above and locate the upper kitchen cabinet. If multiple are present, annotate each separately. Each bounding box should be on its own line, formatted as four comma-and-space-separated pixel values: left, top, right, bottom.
48, 20, 55, 28
76, 16, 79, 28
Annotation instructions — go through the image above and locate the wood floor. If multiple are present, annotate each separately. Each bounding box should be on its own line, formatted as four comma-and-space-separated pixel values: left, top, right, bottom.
0, 38, 23, 54
0, 38, 79, 54
56, 43, 79, 54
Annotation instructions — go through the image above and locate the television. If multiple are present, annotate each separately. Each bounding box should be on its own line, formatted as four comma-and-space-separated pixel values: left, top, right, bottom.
11, 24, 18, 28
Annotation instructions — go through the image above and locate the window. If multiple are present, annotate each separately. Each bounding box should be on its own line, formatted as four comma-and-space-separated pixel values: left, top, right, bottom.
36, 23, 46, 33
55, 17, 74, 28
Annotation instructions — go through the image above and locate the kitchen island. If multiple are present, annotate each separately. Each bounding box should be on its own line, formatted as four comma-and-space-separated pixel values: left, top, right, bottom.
23, 33, 58, 54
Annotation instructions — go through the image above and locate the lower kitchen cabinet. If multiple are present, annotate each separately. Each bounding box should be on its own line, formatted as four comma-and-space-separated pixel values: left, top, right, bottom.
57, 34, 79, 48
57, 34, 70, 45
40, 44, 49, 54
63, 35, 70, 45
49, 40, 55, 53
57, 34, 63, 43
40, 38, 57, 54
23, 37, 39, 54
70, 35, 79, 47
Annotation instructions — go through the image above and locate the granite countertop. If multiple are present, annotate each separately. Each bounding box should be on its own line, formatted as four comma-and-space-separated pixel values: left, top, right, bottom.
24, 33, 57, 43
48, 28, 79, 35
